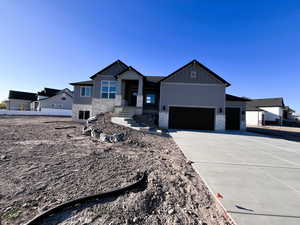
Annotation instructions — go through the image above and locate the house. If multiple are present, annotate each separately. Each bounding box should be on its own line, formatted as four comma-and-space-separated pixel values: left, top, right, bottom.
32, 88, 73, 111
70, 59, 249, 130
7, 90, 37, 110
283, 106, 296, 121
246, 98, 285, 126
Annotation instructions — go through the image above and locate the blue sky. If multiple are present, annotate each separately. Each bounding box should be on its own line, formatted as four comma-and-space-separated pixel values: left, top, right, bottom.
1, 1, 299, 112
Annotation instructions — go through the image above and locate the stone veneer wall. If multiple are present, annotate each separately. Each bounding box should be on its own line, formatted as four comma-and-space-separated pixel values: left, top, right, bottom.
72, 104, 93, 122
215, 114, 225, 130
159, 111, 169, 129
91, 98, 116, 116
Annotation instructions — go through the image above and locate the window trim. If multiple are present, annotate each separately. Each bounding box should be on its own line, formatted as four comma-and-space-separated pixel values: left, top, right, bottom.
80, 86, 92, 97
78, 110, 90, 120
100, 80, 117, 99
145, 93, 156, 105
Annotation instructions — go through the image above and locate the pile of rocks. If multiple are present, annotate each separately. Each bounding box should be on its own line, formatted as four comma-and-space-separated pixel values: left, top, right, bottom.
82, 113, 156, 148
82, 116, 125, 143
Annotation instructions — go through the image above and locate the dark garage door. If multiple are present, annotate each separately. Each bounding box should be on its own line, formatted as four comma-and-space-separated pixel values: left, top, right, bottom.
169, 107, 215, 130
226, 107, 240, 130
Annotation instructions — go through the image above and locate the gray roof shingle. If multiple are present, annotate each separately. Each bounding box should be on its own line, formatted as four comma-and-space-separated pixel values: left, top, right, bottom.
226, 94, 250, 102
246, 98, 284, 110
145, 76, 165, 83
70, 80, 93, 86
9, 90, 37, 101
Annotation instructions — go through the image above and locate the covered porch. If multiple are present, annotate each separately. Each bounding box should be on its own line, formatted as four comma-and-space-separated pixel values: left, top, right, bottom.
115, 67, 144, 115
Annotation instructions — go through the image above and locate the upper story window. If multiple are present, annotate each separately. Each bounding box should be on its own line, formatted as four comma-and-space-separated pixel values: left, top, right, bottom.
101, 80, 116, 99
80, 86, 91, 97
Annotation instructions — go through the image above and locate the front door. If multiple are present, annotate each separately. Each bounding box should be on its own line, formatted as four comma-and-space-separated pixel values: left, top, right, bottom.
225, 107, 240, 130
129, 91, 137, 106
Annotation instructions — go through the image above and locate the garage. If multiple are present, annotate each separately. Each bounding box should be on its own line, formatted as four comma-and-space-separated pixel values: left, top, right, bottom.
169, 107, 215, 130
225, 107, 240, 130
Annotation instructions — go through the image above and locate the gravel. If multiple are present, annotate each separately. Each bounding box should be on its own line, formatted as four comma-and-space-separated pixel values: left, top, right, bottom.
0, 115, 232, 225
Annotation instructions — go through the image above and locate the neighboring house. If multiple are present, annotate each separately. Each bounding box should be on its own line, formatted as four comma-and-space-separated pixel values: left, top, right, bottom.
283, 106, 296, 121
71, 59, 248, 130
32, 88, 73, 111
7, 90, 37, 110
246, 98, 285, 126
37, 88, 61, 99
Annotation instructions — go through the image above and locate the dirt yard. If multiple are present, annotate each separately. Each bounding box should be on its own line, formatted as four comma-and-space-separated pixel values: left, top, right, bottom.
247, 125, 300, 142
0, 115, 232, 225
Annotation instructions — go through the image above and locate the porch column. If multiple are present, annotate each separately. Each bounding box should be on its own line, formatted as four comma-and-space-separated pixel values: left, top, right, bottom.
115, 79, 122, 106
136, 79, 143, 107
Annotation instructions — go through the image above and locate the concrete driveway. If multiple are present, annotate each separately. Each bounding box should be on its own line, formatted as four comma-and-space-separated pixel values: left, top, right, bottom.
170, 130, 300, 225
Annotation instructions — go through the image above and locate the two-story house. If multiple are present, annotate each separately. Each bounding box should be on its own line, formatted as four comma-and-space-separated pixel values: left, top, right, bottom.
71, 59, 248, 130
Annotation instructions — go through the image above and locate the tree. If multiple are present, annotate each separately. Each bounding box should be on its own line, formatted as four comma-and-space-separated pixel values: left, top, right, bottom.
0, 101, 7, 109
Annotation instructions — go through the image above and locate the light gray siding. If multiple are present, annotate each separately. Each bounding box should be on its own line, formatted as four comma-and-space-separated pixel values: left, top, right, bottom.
226, 101, 246, 111
159, 82, 226, 129
7, 99, 31, 110
73, 86, 93, 104
39, 92, 73, 110
159, 83, 225, 110
164, 63, 223, 84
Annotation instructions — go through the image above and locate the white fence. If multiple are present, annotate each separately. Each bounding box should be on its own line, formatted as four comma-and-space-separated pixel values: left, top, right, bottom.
0, 108, 72, 117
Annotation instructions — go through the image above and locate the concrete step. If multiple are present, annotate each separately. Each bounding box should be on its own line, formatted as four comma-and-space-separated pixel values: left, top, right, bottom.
111, 117, 149, 131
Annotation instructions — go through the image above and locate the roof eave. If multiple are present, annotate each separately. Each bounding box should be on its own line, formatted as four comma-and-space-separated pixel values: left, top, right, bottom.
160, 59, 231, 86
90, 59, 128, 79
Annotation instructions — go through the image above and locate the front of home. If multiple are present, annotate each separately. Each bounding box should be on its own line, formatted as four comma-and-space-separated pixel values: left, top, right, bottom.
71, 59, 248, 130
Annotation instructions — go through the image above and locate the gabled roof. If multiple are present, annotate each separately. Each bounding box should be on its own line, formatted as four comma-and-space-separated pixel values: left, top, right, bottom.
70, 80, 93, 86
247, 98, 285, 109
246, 106, 265, 111
115, 66, 144, 78
37, 88, 61, 97
90, 59, 128, 79
9, 90, 37, 101
226, 94, 250, 102
284, 106, 295, 113
160, 59, 231, 86
145, 76, 165, 83
39, 88, 73, 101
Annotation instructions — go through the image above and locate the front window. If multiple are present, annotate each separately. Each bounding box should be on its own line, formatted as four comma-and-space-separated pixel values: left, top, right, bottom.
80, 86, 91, 97
146, 94, 156, 104
79, 110, 90, 120
101, 80, 116, 99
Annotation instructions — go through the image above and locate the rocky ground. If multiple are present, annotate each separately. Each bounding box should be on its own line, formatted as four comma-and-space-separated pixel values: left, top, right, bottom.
0, 115, 232, 225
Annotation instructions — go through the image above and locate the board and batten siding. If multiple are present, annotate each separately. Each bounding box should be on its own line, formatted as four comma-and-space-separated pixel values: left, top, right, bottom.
163, 62, 224, 85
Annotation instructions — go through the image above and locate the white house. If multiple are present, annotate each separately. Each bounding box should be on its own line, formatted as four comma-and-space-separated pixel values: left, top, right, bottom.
246, 98, 285, 126
31, 88, 73, 111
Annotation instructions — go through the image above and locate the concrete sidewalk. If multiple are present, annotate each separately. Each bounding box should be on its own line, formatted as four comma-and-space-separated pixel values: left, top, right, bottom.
170, 130, 300, 225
